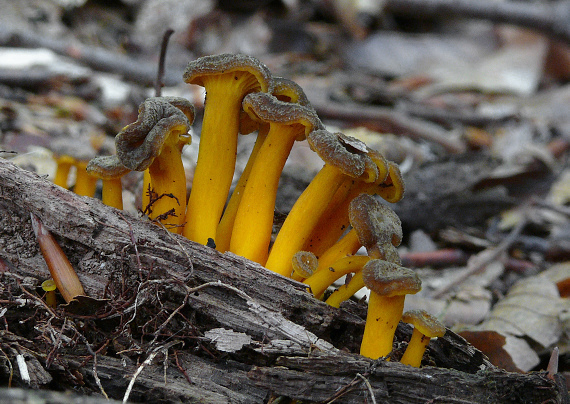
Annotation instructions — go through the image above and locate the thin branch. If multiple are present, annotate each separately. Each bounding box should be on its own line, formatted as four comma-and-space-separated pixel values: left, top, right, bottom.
155, 29, 175, 97
385, 0, 570, 45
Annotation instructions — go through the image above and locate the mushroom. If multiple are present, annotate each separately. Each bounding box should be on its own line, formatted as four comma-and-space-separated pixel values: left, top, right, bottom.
228, 92, 322, 263
182, 54, 272, 245
304, 193, 401, 291
291, 250, 318, 281
265, 130, 379, 277
400, 310, 446, 367
115, 96, 194, 233
325, 270, 365, 308
53, 155, 75, 188
86, 155, 130, 209
349, 193, 403, 261
360, 259, 421, 359
304, 255, 370, 298
376, 161, 405, 203
216, 77, 310, 253
305, 155, 398, 257
31, 214, 85, 303
41, 279, 57, 308
51, 138, 97, 196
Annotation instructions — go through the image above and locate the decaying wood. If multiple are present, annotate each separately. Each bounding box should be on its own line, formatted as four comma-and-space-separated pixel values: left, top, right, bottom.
0, 159, 566, 403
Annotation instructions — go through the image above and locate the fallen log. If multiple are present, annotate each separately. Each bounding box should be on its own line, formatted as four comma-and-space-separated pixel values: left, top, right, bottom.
0, 159, 566, 403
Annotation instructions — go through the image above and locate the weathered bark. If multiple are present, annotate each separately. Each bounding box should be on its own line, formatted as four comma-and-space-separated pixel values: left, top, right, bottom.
0, 159, 566, 403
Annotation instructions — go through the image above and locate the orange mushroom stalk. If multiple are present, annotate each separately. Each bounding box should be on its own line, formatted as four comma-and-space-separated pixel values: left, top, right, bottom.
86, 155, 130, 209
305, 153, 394, 256
216, 77, 310, 253
229, 92, 321, 263
116, 97, 194, 233
182, 54, 272, 245
51, 138, 97, 196
41, 279, 57, 308
31, 214, 85, 303
53, 155, 74, 188
325, 270, 366, 308
265, 130, 379, 277
400, 310, 446, 367
360, 259, 421, 359
304, 193, 403, 298
305, 255, 370, 298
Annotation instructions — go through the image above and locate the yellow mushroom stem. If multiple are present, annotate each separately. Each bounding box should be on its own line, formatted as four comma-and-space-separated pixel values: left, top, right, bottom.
142, 168, 151, 212
325, 270, 365, 308
31, 214, 85, 303
265, 164, 348, 276
313, 229, 361, 275
216, 126, 268, 253
53, 155, 74, 188
360, 293, 405, 359
41, 279, 57, 308
101, 178, 123, 210
147, 125, 188, 233
230, 124, 302, 264
74, 161, 98, 197
305, 255, 369, 298
306, 167, 392, 256
400, 328, 432, 367
184, 75, 260, 245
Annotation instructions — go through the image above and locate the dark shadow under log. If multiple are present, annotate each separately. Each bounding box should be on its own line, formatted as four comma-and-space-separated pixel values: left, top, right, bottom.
0, 159, 566, 403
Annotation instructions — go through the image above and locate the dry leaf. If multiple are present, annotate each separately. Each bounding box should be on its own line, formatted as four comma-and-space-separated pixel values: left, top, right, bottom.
458, 275, 570, 372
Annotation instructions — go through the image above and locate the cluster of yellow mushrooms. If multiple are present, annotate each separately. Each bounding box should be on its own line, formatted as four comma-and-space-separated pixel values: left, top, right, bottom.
51, 54, 445, 366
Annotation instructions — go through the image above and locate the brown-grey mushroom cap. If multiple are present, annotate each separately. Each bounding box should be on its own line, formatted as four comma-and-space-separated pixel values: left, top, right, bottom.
51, 137, 96, 162
292, 251, 318, 278
86, 155, 130, 180
239, 76, 311, 136
349, 194, 403, 248
271, 77, 311, 106
242, 92, 323, 141
115, 97, 194, 171
402, 309, 446, 338
183, 53, 272, 93
307, 130, 378, 182
362, 259, 421, 297
379, 161, 405, 203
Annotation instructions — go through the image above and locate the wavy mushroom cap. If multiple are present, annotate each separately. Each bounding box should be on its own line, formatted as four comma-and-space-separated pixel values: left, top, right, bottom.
349, 194, 403, 249
307, 130, 379, 183
242, 92, 323, 141
362, 259, 421, 297
292, 251, 318, 279
240, 76, 311, 135
378, 161, 405, 203
271, 77, 311, 106
51, 137, 96, 162
86, 155, 130, 180
115, 97, 194, 171
184, 53, 272, 93
402, 309, 446, 338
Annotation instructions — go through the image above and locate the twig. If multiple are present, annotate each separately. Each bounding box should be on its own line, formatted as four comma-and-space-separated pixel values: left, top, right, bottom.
431, 212, 529, 298
356, 373, 377, 404
385, 0, 570, 45
0, 28, 183, 86
16, 354, 30, 384
75, 329, 109, 400
122, 340, 181, 404
0, 347, 13, 387
173, 350, 192, 385
312, 100, 466, 154
155, 29, 175, 97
